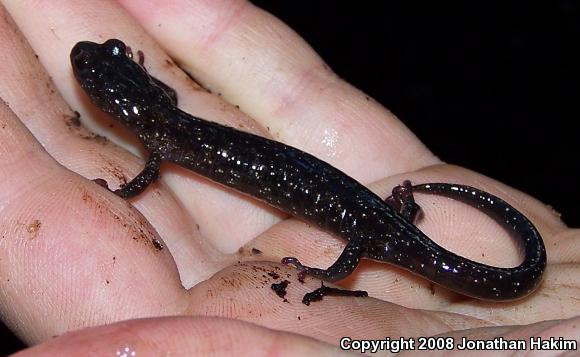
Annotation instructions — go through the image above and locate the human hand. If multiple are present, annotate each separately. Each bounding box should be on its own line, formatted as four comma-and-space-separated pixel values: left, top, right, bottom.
1, 1, 578, 355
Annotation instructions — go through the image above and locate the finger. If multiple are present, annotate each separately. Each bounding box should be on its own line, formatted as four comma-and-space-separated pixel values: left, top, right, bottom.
0, 4, 151, 203
185, 262, 489, 342
438, 316, 580, 357
0, 3, 133, 171
14, 317, 343, 357
0, 101, 188, 343
117, 0, 439, 183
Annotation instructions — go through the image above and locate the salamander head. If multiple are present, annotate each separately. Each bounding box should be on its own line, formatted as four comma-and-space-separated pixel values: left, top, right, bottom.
70, 39, 171, 129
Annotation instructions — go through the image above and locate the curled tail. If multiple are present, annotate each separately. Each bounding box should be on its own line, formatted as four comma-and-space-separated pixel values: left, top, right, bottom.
405, 183, 546, 300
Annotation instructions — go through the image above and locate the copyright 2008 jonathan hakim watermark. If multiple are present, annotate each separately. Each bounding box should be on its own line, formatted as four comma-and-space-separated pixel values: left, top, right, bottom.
340, 336, 578, 353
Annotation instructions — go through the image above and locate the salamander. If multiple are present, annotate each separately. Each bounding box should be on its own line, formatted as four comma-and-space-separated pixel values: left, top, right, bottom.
70, 39, 546, 303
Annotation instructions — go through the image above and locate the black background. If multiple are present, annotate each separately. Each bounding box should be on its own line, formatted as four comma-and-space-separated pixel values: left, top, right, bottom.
2, 2, 578, 355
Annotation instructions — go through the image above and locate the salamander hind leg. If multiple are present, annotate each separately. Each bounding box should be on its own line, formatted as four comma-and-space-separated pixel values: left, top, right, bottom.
385, 180, 422, 223
281, 236, 368, 305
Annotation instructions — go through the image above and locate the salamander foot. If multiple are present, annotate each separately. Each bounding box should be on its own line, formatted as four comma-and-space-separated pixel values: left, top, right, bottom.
385, 179, 423, 223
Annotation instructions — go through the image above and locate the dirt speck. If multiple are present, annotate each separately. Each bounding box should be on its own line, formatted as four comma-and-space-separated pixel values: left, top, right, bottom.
271, 280, 290, 303
152, 239, 164, 250
26, 220, 42, 239
63, 111, 110, 145
101, 158, 128, 186
64, 111, 81, 128
80, 133, 109, 145
220, 276, 242, 289
81, 189, 93, 204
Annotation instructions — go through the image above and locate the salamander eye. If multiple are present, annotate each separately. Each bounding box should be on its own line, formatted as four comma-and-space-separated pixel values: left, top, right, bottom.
104, 39, 127, 57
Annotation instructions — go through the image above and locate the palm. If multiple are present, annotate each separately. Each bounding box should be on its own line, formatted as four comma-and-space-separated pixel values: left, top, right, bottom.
0, 1, 578, 354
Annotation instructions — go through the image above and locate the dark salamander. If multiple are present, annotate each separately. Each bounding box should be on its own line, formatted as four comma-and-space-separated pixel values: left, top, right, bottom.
71, 39, 546, 303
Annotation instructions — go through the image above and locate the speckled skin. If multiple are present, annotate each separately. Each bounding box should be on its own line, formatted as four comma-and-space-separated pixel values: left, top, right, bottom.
71, 39, 546, 301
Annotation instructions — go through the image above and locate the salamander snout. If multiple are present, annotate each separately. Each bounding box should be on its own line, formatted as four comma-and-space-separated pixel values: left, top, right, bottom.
70, 41, 96, 74
70, 39, 128, 78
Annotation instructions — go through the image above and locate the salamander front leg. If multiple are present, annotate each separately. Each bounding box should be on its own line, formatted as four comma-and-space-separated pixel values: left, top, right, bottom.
95, 151, 162, 199
126, 45, 178, 106
385, 180, 422, 223
150, 76, 178, 106
282, 236, 368, 304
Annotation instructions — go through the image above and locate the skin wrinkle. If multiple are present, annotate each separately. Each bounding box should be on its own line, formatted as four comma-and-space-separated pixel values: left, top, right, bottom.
270, 65, 334, 118
202, 0, 249, 48
265, 71, 418, 178
269, 72, 349, 162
